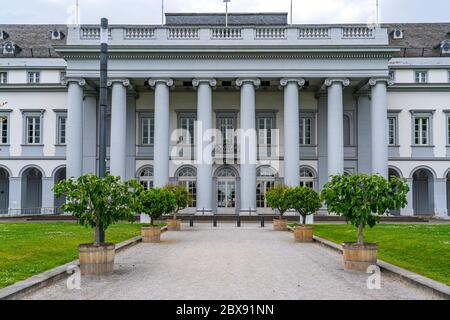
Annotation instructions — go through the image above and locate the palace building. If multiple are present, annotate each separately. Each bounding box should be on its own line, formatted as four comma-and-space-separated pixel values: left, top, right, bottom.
0, 13, 449, 217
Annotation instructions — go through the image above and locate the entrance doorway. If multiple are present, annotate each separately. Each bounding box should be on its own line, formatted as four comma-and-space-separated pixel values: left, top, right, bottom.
215, 166, 238, 214
21, 167, 43, 214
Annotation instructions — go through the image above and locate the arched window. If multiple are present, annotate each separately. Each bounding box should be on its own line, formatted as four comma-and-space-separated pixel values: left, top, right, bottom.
177, 166, 197, 207
299, 167, 315, 189
256, 166, 277, 208
138, 166, 154, 190
216, 167, 237, 178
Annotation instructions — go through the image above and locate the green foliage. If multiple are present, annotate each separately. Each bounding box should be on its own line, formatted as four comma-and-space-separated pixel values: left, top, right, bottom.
165, 184, 191, 218
287, 186, 321, 225
133, 187, 177, 226
53, 174, 136, 243
265, 185, 291, 217
320, 174, 409, 243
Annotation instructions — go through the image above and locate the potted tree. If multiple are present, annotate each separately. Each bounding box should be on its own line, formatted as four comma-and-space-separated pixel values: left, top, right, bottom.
266, 185, 291, 231
135, 187, 177, 243
321, 174, 409, 271
54, 174, 135, 275
165, 184, 191, 231
287, 186, 321, 242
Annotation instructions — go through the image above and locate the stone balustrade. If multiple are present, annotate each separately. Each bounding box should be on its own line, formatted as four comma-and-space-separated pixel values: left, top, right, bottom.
71, 25, 387, 45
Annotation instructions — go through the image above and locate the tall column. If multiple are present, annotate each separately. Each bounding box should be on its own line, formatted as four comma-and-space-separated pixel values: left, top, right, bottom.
280, 78, 305, 187
149, 79, 173, 187
193, 78, 216, 214
325, 78, 349, 178
369, 77, 392, 178
236, 78, 260, 214
82, 93, 98, 174
108, 79, 130, 179
356, 94, 372, 174
125, 93, 137, 181
66, 78, 86, 179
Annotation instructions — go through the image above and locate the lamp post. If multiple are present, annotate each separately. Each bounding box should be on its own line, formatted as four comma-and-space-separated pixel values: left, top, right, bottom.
96, 17, 108, 244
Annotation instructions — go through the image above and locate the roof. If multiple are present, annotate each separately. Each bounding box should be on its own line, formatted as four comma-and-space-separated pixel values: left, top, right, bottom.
0, 24, 67, 58
385, 23, 450, 57
165, 12, 288, 26
0, 21, 449, 59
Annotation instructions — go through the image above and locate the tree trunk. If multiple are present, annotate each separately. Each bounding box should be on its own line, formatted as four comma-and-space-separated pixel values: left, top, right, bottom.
357, 223, 364, 244
302, 214, 306, 225
94, 225, 105, 245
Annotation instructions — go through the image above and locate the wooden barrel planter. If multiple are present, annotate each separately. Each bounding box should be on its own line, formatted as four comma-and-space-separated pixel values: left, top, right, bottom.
167, 219, 182, 231
342, 242, 378, 272
294, 226, 313, 242
141, 226, 162, 243
273, 218, 288, 231
78, 243, 115, 275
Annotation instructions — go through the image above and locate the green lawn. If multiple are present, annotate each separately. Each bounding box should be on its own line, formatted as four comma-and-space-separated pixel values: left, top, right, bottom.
306, 224, 450, 286
0, 222, 142, 289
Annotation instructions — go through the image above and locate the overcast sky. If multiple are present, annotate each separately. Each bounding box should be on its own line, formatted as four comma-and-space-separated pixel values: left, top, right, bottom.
1, 0, 449, 25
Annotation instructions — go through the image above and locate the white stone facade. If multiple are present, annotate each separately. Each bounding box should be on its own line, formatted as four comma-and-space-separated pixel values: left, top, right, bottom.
0, 16, 449, 217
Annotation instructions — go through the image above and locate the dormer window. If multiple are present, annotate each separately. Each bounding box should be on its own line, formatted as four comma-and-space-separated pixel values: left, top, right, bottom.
0, 72, 7, 84
28, 72, 40, 84
415, 71, 428, 84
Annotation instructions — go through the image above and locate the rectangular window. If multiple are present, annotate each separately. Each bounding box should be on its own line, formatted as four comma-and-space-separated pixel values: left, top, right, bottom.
0, 114, 8, 144
25, 115, 42, 144
447, 115, 450, 145
415, 71, 428, 84
414, 117, 429, 145
257, 117, 273, 145
179, 116, 195, 145
388, 117, 397, 146
57, 115, 67, 145
28, 72, 40, 84
218, 117, 235, 145
299, 117, 312, 145
141, 117, 154, 145
0, 72, 7, 84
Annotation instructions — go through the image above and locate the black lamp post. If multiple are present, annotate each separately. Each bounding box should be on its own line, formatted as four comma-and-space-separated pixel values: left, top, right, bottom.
96, 17, 108, 244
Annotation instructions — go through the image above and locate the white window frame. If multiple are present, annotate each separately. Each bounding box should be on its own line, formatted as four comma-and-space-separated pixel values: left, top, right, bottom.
141, 116, 154, 145
28, 71, 41, 84
413, 116, 430, 146
56, 114, 67, 145
299, 117, 313, 145
257, 113, 275, 146
415, 71, 428, 84
0, 72, 7, 84
0, 113, 9, 144
178, 113, 196, 145
23, 113, 43, 145
388, 116, 397, 146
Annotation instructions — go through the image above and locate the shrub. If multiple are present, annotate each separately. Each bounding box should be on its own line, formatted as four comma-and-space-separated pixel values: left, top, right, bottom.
165, 184, 191, 219
265, 185, 291, 217
287, 186, 321, 225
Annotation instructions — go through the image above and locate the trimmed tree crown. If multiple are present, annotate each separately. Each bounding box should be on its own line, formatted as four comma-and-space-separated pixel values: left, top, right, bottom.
320, 174, 409, 243
287, 186, 321, 225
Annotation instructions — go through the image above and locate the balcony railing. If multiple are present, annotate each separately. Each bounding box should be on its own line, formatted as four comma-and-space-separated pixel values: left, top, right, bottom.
71, 25, 387, 45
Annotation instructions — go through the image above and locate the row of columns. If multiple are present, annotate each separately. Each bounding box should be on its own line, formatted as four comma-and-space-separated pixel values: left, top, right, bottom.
66, 76, 391, 214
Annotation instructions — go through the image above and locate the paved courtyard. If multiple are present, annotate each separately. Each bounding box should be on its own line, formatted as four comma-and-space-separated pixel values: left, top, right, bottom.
25, 223, 440, 300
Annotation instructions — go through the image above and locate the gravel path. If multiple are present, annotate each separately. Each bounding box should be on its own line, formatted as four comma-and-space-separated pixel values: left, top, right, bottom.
24, 223, 440, 300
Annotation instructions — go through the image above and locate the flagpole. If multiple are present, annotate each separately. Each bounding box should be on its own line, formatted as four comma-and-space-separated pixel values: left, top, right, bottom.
162, 0, 164, 25
290, 0, 293, 25
224, 0, 230, 28
76, 0, 80, 25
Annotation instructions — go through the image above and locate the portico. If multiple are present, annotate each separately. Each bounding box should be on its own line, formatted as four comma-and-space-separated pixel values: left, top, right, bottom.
59, 13, 397, 216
